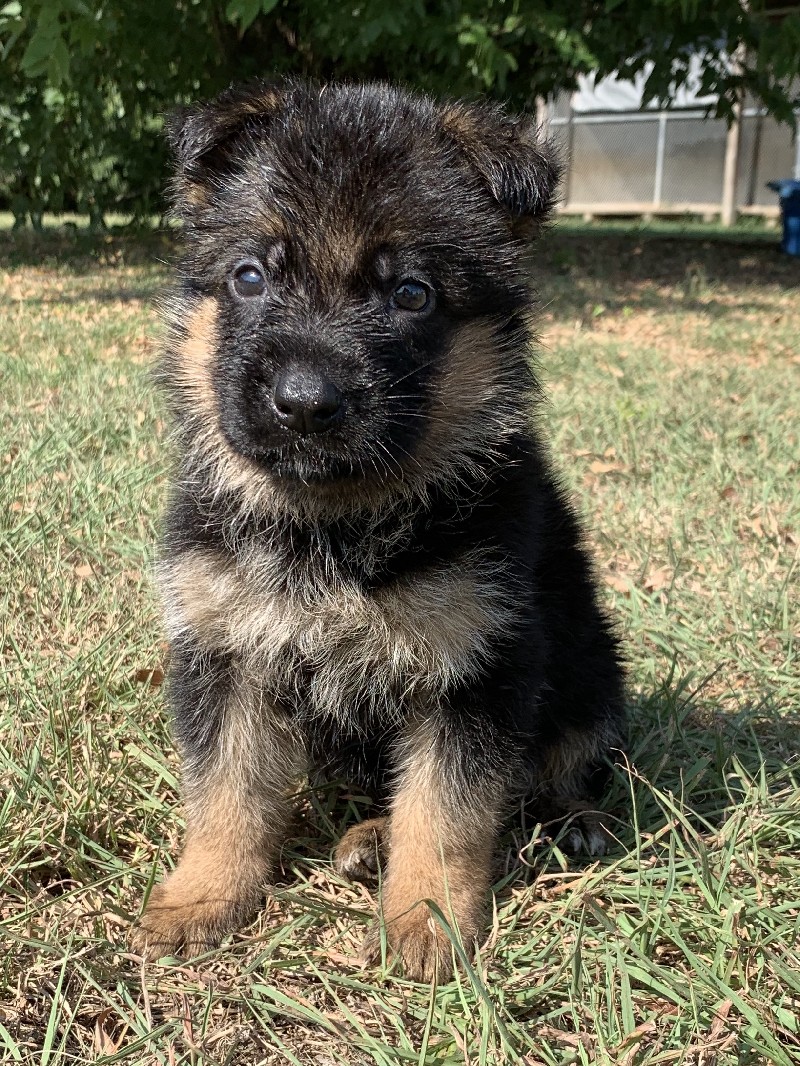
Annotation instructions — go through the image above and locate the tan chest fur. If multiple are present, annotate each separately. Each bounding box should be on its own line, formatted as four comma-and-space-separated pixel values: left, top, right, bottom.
160, 547, 516, 718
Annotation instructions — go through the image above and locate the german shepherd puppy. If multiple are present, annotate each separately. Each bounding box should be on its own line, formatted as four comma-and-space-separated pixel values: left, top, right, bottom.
132, 79, 626, 982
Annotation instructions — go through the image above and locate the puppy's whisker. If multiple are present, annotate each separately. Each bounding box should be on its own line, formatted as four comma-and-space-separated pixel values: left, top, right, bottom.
376, 356, 440, 393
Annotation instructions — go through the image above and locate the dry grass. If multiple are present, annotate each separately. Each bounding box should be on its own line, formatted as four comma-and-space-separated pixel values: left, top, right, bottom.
1, 220, 798, 1065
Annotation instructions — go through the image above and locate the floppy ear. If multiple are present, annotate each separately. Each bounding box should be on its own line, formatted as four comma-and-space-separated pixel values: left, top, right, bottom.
441, 101, 562, 234
165, 82, 287, 210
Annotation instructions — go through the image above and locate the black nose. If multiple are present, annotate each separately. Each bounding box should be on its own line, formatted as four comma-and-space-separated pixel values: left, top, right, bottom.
271, 366, 343, 435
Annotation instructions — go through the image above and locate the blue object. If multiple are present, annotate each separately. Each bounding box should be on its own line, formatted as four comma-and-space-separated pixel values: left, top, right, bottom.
767, 179, 800, 257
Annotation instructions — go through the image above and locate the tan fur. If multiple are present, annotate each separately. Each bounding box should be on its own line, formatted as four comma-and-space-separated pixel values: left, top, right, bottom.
133, 674, 305, 959
184, 183, 210, 208
235, 86, 285, 118
178, 87, 287, 206
167, 297, 279, 512
307, 222, 365, 286
174, 297, 219, 414
536, 723, 622, 800
132, 785, 269, 960
160, 546, 517, 721
363, 732, 500, 981
334, 816, 389, 881
182, 380, 413, 525
193, 428, 278, 514
440, 103, 548, 240
439, 102, 482, 148
416, 318, 531, 482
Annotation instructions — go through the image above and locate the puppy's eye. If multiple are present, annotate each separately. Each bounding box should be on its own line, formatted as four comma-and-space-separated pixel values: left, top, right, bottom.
232, 263, 266, 297
391, 280, 430, 312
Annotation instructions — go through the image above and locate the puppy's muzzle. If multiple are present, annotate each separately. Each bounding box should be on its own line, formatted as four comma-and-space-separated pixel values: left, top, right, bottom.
271, 365, 344, 435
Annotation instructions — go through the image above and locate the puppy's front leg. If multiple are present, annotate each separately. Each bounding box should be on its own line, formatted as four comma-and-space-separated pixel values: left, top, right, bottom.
133, 644, 305, 959
365, 717, 516, 982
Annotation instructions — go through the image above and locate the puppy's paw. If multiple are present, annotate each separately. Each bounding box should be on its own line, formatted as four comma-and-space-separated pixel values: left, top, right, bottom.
561, 810, 615, 857
362, 906, 459, 983
131, 876, 258, 961
334, 816, 389, 883
535, 798, 617, 857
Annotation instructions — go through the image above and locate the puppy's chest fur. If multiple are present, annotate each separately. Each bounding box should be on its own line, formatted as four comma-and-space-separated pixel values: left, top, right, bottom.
161, 532, 516, 722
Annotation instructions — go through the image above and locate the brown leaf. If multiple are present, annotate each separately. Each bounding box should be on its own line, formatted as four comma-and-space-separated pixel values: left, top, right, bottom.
599, 362, 625, 378
93, 1007, 122, 1056
652, 1000, 681, 1016
605, 571, 632, 595
618, 1021, 658, 1065
698, 998, 736, 1066
589, 460, 625, 474
134, 666, 164, 688
537, 1025, 594, 1050
74, 563, 93, 579
643, 566, 671, 593
709, 998, 733, 1039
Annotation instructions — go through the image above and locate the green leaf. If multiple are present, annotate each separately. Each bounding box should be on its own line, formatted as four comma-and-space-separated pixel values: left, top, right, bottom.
48, 33, 70, 84
225, 0, 262, 31
20, 29, 58, 76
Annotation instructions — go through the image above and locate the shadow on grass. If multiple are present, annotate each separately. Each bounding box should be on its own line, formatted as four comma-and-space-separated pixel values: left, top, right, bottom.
534, 225, 798, 325
19, 287, 160, 306
507, 673, 799, 879
281, 670, 798, 890
0, 226, 174, 271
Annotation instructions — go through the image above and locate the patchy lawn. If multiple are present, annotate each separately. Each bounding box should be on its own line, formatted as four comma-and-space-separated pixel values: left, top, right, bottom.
1, 221, 798, 1064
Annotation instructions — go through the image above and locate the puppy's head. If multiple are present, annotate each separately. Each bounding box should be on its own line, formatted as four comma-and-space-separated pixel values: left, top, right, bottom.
161, 80, 560, 512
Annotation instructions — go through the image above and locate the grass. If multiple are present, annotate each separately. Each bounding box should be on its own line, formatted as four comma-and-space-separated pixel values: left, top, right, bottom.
1, 220, 798, 1065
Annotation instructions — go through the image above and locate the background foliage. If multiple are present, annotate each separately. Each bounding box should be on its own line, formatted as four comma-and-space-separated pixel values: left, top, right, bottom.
2, 0, 800, 224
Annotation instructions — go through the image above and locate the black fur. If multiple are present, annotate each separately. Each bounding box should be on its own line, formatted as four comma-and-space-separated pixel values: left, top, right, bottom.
135, 78, 626, 978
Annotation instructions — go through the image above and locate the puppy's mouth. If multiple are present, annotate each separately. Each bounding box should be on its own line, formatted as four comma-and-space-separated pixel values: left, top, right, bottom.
215, 363, 425, 489
261, 447, 366, 484
253, 434, 419, 488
